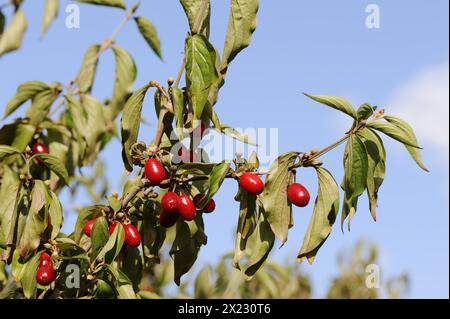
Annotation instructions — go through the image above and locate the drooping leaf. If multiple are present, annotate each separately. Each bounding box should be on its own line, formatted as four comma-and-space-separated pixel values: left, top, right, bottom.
48, 191, 63, 239
384, 115, 428, 172
73, 0, 126, 10
75, 44, 101, 94
260, 152, 299, 245
197, 161, 231, 209
120, 84, 150, 172
221, 0, 259, 73
357, 128, 386, 221
3, 81, 50, 119
0, 9, 27, 57
0, 145, 22, 161
0, 167, 20, 250
90, 217, 109, 261
176, 162, 216, 176
73, 205, 108, 243
304, 93, 357, 119
110, 46, 137, 118
171, 87, 186, 141
367, 120, 421, 148
25, 85, 61, 126
179, 0, 210, 37
341, 135, 368, 230
134, 16, 162, 59
185, 34, 219, 121
243, 209, 275, 278
40, 0, 58, 38
20, 253, 41, 299
298, 167, 339, 264
220, 125, 258, 146
34, 153, 70, 185
98, 222, 124, 264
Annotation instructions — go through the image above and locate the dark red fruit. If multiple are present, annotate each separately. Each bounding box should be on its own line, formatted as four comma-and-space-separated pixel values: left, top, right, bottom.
145, 158, 168, 186
123, 224, 141, 247
239, 173, 264, 195
178, 195, 196, 221
287, 183, 310, 207
83, 219, 97, 237
40, 252, 52, 268
32, 143, 49, 164
193, 121, 207, 138
32, 143, 49, 155
159, 210, 179, 228
36, 266, 56, 286
193, 194, 216, 214
161, 192, 179, 214
177, 147, 198, 164
109, 222, 118, 235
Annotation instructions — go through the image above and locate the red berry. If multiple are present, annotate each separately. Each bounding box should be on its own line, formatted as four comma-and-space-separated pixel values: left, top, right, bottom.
109, 222, 118, 235
32, 143, 49, 155
145, 158, 168, 186
193, 194, 216, 214
83, 219, 97, 237
123, 224, 141, 247
159, 210, 179, 228
193, 121, 207, 138
240, 173, 264, 195
178, 195, 196, 221
161, 192, 179, 214
177, 147, 198, 164
40, 252, 52, 268
36, 266, 56, 286
287, 183, 310, 207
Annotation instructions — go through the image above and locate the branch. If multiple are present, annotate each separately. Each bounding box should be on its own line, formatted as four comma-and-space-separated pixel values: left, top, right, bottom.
121, 179, 152, 209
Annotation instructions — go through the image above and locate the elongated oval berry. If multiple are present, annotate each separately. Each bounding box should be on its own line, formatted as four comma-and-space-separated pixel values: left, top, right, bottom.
109, 222, 118, 235
36, 266, 56, 286
145, 158, 168, 186
240, 173, 264, 195
161, 192, 179, 214
287, 183, 310, 207
40, 252, 52, 268
193, 194, 216, 214
32, 143, 49, 155
160, 210, 179, 228
83, 219, 97, 237
178, 195, 196, 221
176, 147, 198, 164
124, 224, 141, 247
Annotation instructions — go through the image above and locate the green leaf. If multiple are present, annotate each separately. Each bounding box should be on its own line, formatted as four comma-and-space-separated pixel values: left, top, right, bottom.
25, 85, 61, 126
298, 168, 339, 264
3, 81, 50, 119
73, 205, 108, 243
73, 0, 126, 10
260, 152, 299, 244
110, 46, 137, 119
357, 128, 386, 222
304, 93, 357, 119
75, 44, 101, 94
20, 254, 41, 299
18, 181, 48, 259
180, 0, 211, 37
107, 196, 121, 212
48, 191, 63, 239
40, 0, 58, 38
176, 162, 216, 176
356, 103, 375, 121
90, 217, 109, 261
384, 116, 428, 172
221, 0, 259, 73
98, 222, 124, 264
367, 120, 421, 148
0, 167, 20, 250
121, 247, 143, 291
220, 125, 258, 146
198, 161, 231, 209
185, 34, 219, 121
0, 9, 27, 57
34, 153, 70, 185
134, 16, 162, 59
341, 135, 368, 230
171, 87, 186, 141
244, 209, 275, 278
0, 145, 22, 161
120, 84, 150, 172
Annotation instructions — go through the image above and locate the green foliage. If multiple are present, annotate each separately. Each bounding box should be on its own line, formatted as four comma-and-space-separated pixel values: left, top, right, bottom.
0, 0, 426, 299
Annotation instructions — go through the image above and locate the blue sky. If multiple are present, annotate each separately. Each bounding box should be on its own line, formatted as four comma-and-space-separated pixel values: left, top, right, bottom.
0, 0, 448, 298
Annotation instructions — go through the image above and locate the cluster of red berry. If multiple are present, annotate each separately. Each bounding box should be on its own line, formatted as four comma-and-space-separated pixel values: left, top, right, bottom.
83, 219, 142, 248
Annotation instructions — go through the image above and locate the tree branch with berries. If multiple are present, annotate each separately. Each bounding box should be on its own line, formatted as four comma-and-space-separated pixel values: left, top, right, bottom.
0, 0, 427, 299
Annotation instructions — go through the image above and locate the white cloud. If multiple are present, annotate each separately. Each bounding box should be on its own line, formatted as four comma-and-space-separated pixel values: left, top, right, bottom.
387, 63, 449, 160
